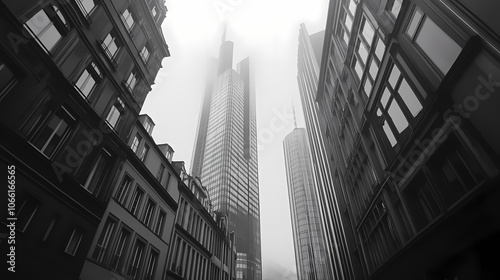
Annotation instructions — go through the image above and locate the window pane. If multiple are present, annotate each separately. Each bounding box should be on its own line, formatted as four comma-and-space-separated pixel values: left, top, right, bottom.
106, 105, 121, 128
345, 15, 353, 32
357, 40, 369, 64
364, 78, 373, 97
65, 228, 84, 255
0, 62, 15, 92
398, 79, 422, 117
348, 0, 357, 16
388, 65, 400, 89
415, 17, 462, 74
26, 10, 62, 52
388, 101, 409, 133
375, 38, 385, 61
389, 0, 402, 18
406, 9, 423, 38
17, 195, 39, 232
110, 228, 130, 270
354, 58, 364, 80
76, 69, 96, 97
383, 120, 397, 147
32, 112, 70, 157
381, 87, 391, 107
362, 19, 375, 44
369, 60, 379, 80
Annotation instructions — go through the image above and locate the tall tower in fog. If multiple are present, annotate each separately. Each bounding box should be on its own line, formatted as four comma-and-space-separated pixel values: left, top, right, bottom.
191, 35, 261, 280
284, 127, 331, 279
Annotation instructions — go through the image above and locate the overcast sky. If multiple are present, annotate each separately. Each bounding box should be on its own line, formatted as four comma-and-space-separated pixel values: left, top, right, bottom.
140, 0, 329, 277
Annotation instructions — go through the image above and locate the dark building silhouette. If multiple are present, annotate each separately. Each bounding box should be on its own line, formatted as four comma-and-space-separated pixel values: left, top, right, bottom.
191, 36, 262, 280
0, 0, 169, 279
303, 0, 500, 279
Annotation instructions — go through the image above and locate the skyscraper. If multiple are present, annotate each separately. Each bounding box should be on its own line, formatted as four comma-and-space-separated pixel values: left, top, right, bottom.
297, 23, 357, 279
191, 37, 262, 280
284, 127, 331, 280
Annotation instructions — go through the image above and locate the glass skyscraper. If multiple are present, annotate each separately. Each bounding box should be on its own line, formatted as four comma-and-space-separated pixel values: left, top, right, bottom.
284, 128, 331, 280
191, 39, 261, 280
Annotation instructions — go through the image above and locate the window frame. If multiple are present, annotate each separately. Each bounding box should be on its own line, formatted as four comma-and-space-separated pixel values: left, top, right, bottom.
24, 5, 68, 54
105, 97, 125, 130
129, 185, 145, 216
28, 107, 76, 159
74, 61, 102, 99
65, 227, 85, 256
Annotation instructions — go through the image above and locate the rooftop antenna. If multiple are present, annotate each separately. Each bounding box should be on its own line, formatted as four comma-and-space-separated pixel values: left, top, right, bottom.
221, 21, 227, 42
292, 100, 298, 129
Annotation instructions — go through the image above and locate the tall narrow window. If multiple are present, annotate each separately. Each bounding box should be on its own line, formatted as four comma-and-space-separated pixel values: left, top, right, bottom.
402, 173, 441, 231
125, 71, 138, 93
65, 227, 84, 256
116, 174, 132, 205
75, 61, 101, 98
142, 199, 156, 227
140, 45, 150, 63
122, 8, 135, 31
127, 239, 146, 278
406, 8, 462, 74
144, 249, 159, 280
17, 195, 40, 232
0, 59, 16, 97
129, 187, 144, 216
76, 0, 96, 19
387, 0, 402, 19
106, 97, 125, 129
82, 150, 111, 195
29, 108, 75, 158
156, 164, 165, 182
130, 134, 142, 153
154, 210, 166, 236
101, 32, 120, 65
92, 217, 117, 263
139, 144, 149, 162
110, 227, 131, 270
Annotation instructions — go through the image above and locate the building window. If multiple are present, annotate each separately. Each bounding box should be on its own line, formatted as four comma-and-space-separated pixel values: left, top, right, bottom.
75, 61, 101, 98
81, 150, 111, 195
406, 8, 462, 74
402, 172, 442, 232
116, 174, 133, 205
142, 199, 156, 227
359, 199, 401, 272
129, 186, 145, 216
140, 45, 150, 63
110, 227, 131, 270
144, 248, 159, 280
125, 71, 138, 93
29, 107, 75, 158
139, 144, 149, 162
106, 97, 125, 129
156, 164, 165, 182
387, 0, 402, 19
25, 6, 67, 53
0, 59, 16, 97
101, 32, 120, 66
427, 135, 483, 208
127, 239, 146, 279
154, 210, 166, 236
16, 195, 40, 232
131, 134, 142, 153
76, 0, 97, 19
42, 217, 58, 242
143, 118, 154, 135
151, 6, 157, 18
92, 216, 117, 263
337, 0, 357, 47
65, 227, 84, 256
377, 63, 423, 147
121, 8, 135, 32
